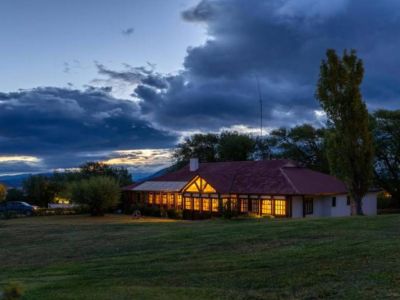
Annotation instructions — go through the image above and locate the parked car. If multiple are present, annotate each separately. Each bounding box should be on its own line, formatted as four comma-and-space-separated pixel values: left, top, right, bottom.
0, 201, 38, 216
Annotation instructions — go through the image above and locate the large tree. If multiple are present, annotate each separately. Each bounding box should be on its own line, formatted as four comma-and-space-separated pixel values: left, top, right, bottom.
316, 49, 374, 215
218, 131, 255, 161
266, 124, 329, 173
173, 133, 219, 166
372, 109, 400, 205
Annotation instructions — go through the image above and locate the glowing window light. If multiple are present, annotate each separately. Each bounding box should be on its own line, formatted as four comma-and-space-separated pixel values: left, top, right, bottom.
184, 197, 192, 209
202, 198, 210, 211
155, 194, 161, 205
168, 193, 175, 206
162, 194, 167, 205
211, 198, 219, 212
240, 199, 248, 212
175, 194, 182, 208
193, 198, 200, 211
148, 193, 154, 204
274, 200, 286, 216
184, 177, 216, 193
222, 198, 229, 210
261, 199, 272, 215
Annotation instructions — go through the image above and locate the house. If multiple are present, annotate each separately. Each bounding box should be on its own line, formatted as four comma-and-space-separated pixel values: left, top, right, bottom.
123, 159, 377, 218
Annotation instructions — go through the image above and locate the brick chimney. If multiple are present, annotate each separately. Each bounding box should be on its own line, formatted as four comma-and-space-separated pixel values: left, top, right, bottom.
190, 158, 199, 171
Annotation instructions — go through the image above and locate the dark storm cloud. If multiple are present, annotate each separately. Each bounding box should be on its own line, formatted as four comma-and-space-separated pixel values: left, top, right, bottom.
0, 87, 176, 171
114, 0, 400, 131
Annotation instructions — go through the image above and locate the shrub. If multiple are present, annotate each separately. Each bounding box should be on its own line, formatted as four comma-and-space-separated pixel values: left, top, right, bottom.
2, 282, 24, 300
166, 208, 183, 219
221, 202, 239, 219
68, 176, 120, 216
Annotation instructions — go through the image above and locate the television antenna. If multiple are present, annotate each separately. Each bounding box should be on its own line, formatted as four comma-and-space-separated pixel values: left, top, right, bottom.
255, 75, 263, 137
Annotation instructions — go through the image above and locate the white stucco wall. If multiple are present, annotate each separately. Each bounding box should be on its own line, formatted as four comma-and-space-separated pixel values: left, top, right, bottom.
362, 192, 378, 216
329, 195, 351, 217
292, 196, 303, 218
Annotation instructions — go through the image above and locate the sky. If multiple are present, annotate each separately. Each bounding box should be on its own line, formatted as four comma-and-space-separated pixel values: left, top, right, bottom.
0, 0, 399, 179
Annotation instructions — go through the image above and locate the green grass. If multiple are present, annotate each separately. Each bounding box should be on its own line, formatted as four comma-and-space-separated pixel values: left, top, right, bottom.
1, 215, 400, 299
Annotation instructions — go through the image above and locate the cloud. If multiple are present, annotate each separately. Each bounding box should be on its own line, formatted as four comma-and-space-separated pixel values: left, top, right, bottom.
0, 87, 177, 173
121, 27, 135, 36
101, 0, 397, 132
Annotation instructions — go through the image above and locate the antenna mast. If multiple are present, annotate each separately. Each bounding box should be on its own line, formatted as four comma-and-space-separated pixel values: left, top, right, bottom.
256, 75, 263, 137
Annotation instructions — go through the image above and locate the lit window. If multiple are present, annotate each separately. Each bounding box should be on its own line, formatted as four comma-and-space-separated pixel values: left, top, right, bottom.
184, 177, 216, 193
184, 197, 192, 209
193, 198, 200, 211
332, 197, 336, 207
240, 199, 248, 212
261, 199, 272, 215
202, 198, 210, 211
186, 180, 200, 192
274, 200, 286, 216
231, 197, 238, 210
162, 194, 167, 205
176, 194, 182, 208
251, 200, 259, 213
155, 194, 161, 205
203, 183, 216, 193
148, 193, 153, 204
222, 198, 229, 210
211, 198, 219, 212
168, 194, 175, 206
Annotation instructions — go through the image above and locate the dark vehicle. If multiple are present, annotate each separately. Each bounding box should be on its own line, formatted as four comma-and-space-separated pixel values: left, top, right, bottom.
0, 201, 38, 216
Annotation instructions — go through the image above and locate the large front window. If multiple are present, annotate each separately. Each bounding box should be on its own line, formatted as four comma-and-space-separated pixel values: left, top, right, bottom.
168, 194, 175, 207
240, 199, 248, 212
211, 198, 219, 212
274, 200, 286, 216
176, 194, 182, 208
261, 199, 272, 215
184, 197, 192, 209
193, 198, 200, 211
202, 198, 210, 211
155, 194, 161, 205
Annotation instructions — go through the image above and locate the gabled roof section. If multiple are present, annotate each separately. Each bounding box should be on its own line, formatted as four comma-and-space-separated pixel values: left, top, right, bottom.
145, 159, 348, 195
182, 176, 217, 193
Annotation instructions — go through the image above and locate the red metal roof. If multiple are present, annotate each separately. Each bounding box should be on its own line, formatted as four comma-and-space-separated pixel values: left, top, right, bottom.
151, 160, 347, 195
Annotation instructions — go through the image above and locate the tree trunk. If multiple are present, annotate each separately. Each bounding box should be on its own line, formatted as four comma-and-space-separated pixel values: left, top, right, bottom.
352, 194, 364, 216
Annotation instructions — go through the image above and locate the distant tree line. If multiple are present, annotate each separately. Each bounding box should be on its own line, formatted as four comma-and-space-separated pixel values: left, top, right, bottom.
0, 162, 132, 216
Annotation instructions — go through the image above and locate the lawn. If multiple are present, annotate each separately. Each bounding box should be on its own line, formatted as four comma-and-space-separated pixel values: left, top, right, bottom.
1, 215, 400, 299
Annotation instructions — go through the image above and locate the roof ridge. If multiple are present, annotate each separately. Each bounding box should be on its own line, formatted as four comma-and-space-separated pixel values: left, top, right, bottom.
279, 167, 300, 194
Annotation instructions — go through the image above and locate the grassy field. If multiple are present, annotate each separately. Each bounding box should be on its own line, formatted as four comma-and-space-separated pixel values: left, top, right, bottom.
1, 215, 400, 300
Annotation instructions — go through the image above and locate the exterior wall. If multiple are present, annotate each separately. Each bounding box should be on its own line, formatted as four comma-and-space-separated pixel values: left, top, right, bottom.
362, 192, 378, 216
329, 195, 350, 217
291, 196, 303, 218
124, 190, 378, 218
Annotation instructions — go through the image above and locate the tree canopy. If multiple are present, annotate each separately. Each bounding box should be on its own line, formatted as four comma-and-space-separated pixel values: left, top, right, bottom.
316, 49, 374, 215
173, 131, 255, 165
266, 124, 329, 173
0, 183, 7, 202
372, 109, 400, 205
68, 176, 120, 216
